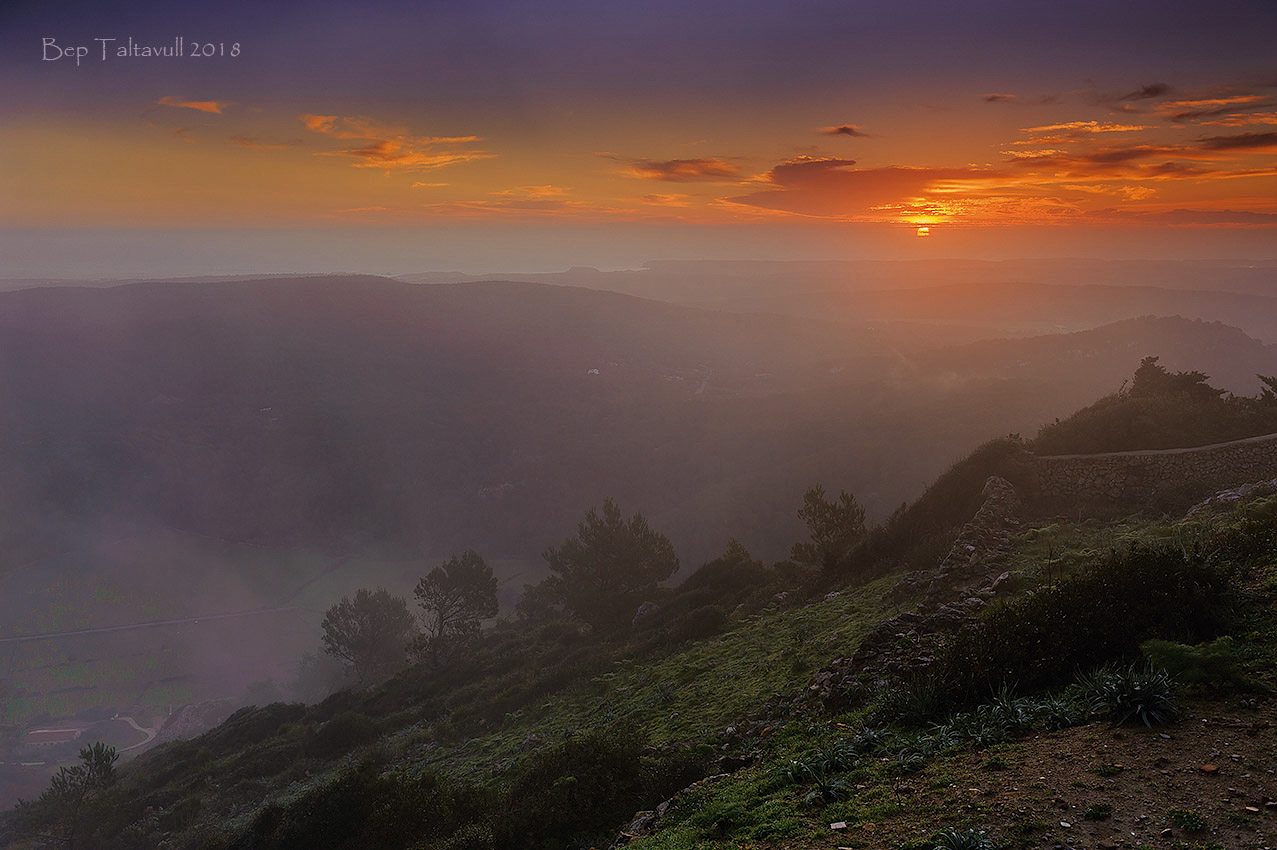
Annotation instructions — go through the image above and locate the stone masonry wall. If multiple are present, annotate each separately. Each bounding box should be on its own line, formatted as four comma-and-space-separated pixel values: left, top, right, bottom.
1034, 431, 1277, 502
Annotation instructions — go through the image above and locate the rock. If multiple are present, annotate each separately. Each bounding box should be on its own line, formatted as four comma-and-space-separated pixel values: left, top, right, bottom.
608, 774, 730, 849
632, 601, 661, 627
1200, 764, 1219, 774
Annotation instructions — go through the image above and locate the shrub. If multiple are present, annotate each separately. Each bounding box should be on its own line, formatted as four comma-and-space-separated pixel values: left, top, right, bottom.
203, 703, 307, 751
498, 725, 650, 850
932, 543, 1239, 704
931, 827, 996, 850
306, 711, 380, 759
872, 669, 951, 727
1083, 664, 1181, 728
1141, 637, 1250, 690
669, 604, 729, 643
1169, 808, 1208, 832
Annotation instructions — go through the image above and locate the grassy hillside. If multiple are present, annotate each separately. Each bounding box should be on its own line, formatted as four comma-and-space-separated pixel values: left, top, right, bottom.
4, 412, 1276, 849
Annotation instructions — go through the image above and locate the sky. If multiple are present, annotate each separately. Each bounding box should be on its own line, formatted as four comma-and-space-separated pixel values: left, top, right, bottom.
2, 0, 1276, 276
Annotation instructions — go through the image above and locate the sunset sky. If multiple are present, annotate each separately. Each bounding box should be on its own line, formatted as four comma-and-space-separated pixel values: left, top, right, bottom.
2, 0, 1276, 275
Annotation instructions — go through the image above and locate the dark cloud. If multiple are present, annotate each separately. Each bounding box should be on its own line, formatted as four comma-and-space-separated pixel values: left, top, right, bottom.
727, 157, 990, 218
626, 158, 742, 182
1010, 144, 1186, 170
1120, 82, 1171, 101
985, 93, 1057, 106
822, 124, 867, 137
1198, 132, 1277, 150
1157, 94, 1275, 123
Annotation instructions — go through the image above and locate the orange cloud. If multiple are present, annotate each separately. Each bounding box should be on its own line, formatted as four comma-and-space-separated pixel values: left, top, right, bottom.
1156, 95, 1273, 123
490, 185, 568, 198
157, 96, 230, 114
626, 158, 742, 182
641, 193, 692, 206
1022, 121, 1148, 135
301, 113, 490, 171
1197, 111, 1277, 127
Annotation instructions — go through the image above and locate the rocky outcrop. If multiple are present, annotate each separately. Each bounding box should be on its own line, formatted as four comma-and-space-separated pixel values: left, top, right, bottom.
796, 476, 1021, 714
632, 601, 662, 628
608, 773, 731, 849
152, 699, 237, 745
1185, 477, 1277, 520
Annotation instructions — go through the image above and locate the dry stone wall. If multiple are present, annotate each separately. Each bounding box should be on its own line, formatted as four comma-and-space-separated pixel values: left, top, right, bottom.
1034, 431, 1277, 502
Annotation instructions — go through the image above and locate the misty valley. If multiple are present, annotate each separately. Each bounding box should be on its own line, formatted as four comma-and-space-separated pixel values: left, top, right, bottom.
2, 259, 1277, 849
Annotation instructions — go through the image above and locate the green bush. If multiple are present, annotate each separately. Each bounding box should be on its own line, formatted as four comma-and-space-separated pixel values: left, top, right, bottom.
932, 543, 1239, 702
1169, 808, 1208, 832
233, 760, 491, 850
1084, 802, 1112, 821
668, 604, 728, 643
497, 726, 648, 850
1030, 358, 1277, 455
1081, 664, 1180, 728
1141, 637, 1251, 690
931, 827, 996, 850
204, 703, 307, 751
306, 711, 381, 759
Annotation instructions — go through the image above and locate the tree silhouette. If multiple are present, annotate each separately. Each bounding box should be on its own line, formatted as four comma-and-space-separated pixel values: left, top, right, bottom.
414, 550, 499, 665
791, 484, 866, 568
542, 498, 678, 631
321, 588, 416, 685
24, 741, 118, 848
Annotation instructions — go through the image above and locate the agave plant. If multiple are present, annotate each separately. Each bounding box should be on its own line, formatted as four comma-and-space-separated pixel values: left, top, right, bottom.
1087, 664, 1181, 727
924, 722, 963, 753
851, 726, 889, 754
1038, 694, 1083, 731
784, 757, 851, 804
931, 826, 995, 850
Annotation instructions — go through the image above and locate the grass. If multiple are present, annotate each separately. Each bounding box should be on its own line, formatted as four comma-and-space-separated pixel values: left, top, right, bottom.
398, 574, 897, 783
12, 471, 1277, 850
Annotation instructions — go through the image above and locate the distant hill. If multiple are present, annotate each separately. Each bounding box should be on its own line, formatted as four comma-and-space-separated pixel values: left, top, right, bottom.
398, 257, 1277, 309
0, 278, 1272, 573
0, 275, 893, 565
1, 277, 1275, 794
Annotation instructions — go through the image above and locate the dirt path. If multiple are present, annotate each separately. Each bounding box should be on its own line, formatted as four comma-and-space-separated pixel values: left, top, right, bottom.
116, 716, 157, 752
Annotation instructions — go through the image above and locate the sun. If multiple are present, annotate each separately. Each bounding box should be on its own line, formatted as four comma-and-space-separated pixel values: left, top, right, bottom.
915, 226, 931, 237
